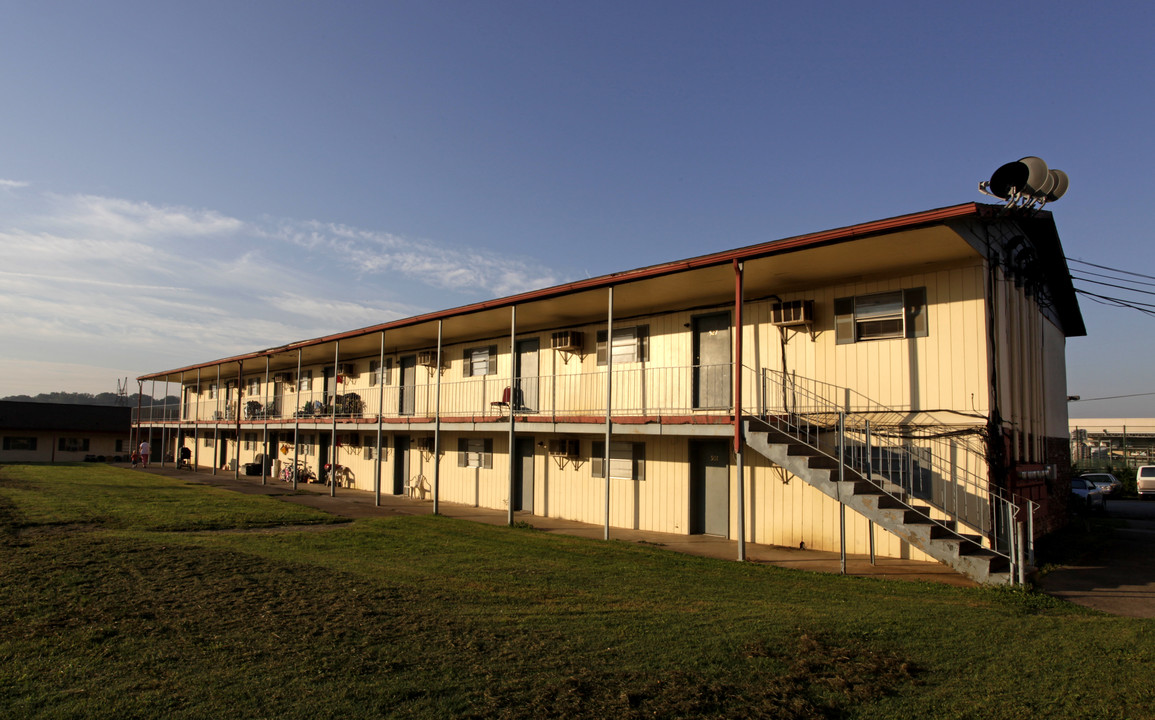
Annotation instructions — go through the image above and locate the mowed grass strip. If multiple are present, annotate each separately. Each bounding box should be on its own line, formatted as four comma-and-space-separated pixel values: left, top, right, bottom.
0, 464, 1152, 719
0, 464, 338, 531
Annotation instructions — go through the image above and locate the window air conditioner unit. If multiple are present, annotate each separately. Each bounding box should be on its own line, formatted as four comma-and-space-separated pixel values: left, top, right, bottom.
416, 351, 435, 367
548, 438, 580, 458
338, 363, 357, 377
551, 330, 583, 351
273, 372, 294, 383
416, 437, 435, 453
770, 300, 814, 327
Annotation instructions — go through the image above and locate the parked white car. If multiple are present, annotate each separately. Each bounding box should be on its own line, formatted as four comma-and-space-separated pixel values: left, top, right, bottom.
1078, 472, 1122, 497
1137, 466, 1155, 499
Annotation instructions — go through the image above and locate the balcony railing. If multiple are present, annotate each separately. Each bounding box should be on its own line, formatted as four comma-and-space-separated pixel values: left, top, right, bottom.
136, 364, 745, 423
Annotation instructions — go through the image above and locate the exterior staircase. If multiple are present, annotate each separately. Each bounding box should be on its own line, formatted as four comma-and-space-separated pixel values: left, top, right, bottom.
744, 419, 1013, 585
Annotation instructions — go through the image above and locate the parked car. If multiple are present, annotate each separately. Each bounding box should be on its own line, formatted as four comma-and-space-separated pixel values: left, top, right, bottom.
1078, 472, 1122, 496
1070, 477, 1107, 512
1137, 466, 1155, 499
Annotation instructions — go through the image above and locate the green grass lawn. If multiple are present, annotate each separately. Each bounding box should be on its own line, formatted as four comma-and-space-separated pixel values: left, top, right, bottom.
1, 464, 1152, 719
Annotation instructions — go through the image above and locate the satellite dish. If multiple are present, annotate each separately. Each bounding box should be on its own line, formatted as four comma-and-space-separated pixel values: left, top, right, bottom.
1017, 156, 1050, 195
1045, 169, 1069, 202
980, 156, 1068, 208
987, 160, 1028, 199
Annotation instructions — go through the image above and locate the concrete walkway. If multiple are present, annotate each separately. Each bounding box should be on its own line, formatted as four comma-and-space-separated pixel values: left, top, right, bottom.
135, 462, 976, 587
1037, 500, 1155, 618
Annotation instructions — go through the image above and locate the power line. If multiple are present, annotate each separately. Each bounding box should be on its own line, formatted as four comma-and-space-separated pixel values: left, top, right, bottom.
1070, 391, 1155, 402
1069, 257, 1155, 282
1071, 274, 1155, 299
1072, 267, 1155, 289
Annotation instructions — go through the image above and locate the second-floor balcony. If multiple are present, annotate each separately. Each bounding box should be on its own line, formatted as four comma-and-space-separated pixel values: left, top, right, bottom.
136, 364, 752, 425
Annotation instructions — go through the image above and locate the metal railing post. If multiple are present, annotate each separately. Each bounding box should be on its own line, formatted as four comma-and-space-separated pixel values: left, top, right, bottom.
838, 411, 846, 575
866, 419, 875, 565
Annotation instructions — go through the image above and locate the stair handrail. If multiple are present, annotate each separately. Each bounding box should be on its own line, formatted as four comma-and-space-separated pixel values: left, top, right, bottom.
756, 368, 1031, 559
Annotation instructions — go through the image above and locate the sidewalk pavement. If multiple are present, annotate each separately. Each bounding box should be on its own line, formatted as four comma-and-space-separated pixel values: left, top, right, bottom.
136, 463, 979, 587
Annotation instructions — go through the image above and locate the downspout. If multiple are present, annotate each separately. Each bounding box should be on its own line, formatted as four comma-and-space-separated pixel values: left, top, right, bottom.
604, 286, 614, 541
508, 305, 517, 526
433, 320, 443, 515
734, 260, 746, 562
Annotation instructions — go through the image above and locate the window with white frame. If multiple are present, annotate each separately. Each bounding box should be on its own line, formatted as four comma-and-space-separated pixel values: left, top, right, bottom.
464, 346, 498, 377
834, 288, 927, 344
457, 437, 493, 468
247, 377, 260, 396
591, 440, 645, 480
3, 437, 37, 451
298, 370, 313, 392
243, 432, 258, 450
208, 383, 218, 400
596, 326, 649, 365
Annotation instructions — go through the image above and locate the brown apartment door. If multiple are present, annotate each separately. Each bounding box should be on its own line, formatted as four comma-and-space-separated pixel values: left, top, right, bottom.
692, 312, 731, 409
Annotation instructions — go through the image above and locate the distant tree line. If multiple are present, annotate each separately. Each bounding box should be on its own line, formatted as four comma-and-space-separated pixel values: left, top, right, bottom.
1, 391, 181, 407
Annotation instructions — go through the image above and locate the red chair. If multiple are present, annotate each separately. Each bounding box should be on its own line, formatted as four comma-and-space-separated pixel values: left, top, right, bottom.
491, 386, 511, 414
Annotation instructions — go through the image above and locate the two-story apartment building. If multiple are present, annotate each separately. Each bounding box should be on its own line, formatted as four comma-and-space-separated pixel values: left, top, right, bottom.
134, 202, 1085, 584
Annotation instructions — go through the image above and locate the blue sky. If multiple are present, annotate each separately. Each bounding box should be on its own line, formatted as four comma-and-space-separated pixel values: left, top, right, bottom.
1, 1, 1152, 418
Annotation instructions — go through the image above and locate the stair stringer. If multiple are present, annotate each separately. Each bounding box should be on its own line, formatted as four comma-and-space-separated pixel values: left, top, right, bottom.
744, 423, 1011, 585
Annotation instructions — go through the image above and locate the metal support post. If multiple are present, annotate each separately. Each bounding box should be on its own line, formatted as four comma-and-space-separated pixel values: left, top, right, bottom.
604, 286, 614, 541
375, 331, 385, 507
838, 412, 846, 575
433, 320, 443, 515
262, 356, 270, 485
508, 306, 517, 526
865, 419, 875, 565
330, 342, 339, 497
293, 349, 301, 490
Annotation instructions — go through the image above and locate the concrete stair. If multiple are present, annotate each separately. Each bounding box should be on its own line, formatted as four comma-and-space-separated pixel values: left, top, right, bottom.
745, 421, 1012, 585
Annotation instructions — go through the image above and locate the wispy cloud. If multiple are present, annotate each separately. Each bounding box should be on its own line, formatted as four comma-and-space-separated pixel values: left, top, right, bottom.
0, 185, 565, 396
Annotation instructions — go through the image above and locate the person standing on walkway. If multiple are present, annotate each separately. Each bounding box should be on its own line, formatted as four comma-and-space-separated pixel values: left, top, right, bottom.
139, 440, 151, 467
